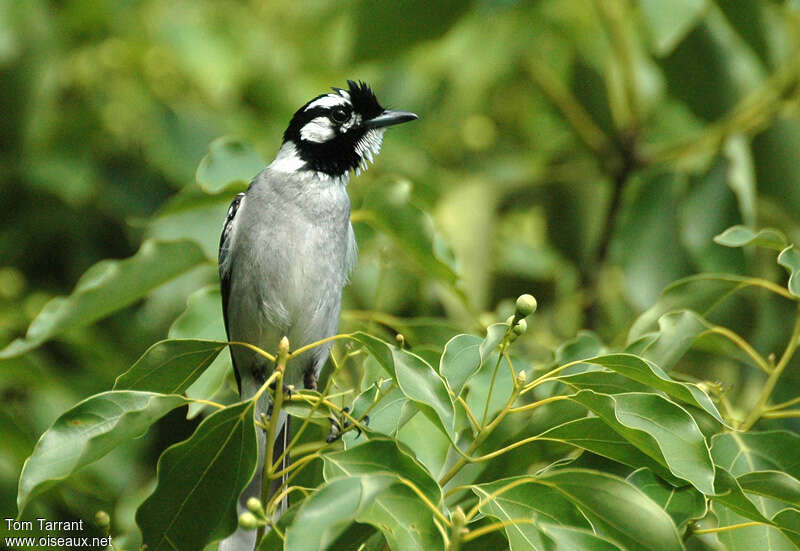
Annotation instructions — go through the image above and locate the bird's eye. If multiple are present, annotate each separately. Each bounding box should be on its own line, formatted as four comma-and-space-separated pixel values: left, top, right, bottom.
330, 107, 349, 123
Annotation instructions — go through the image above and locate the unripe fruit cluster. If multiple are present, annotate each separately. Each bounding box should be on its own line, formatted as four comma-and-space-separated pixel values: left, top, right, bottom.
507, 293, 537, 340
238, 497, 267, 530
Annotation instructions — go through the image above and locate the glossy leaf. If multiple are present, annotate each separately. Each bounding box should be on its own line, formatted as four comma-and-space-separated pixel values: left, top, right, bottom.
714, 225, 788, 251
114, 339, 227, 394
711, 433, 799, 549
778, 246, 800, 297
580, 353, 724, 423
773, 509, 800, 548
137, 401, 258, 551
474, 477, 590, 551
352, 332, 455, 438
440, 323, 506, 395
570, 390, 716, 494
349, 378, 410, 437
18, 391, 187, 513
0, 239, 206, 358
322, 438, 440, 502
629, 273, 786, 341
168, 286, 232, 418
537, 417, 679, 484
538, 469, 684, 551
195, 136, 265, 193
627, 468, 707, 530
738, 471, 800, 508
538, 522, 625, 551
284, 473, 444, 551
626, 310, 711, 371
711, 431, 800, 479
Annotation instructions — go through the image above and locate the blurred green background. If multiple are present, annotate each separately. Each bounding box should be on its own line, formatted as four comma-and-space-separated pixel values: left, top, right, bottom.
2, 0, 800, 548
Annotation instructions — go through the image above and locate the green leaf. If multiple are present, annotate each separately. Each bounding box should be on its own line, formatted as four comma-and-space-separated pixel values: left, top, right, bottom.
114, 339, 227, 394
147, 188, 235, 258
580, 353, 724, 423
738, 471, 800, 508
773, 509, 800, 548
712, 467, 772, 524
17, 391, 187, 514
285, 474, 392, 551
474, 477, 591, 551
711, 431, 800, 478
137, 401, 258, 551
538, 522, 625, 551
350, 378, 410, 437
778, 245, 800, 297
714, 225, 788, 251
168, 286, 232, 418
638, 0, 706, 54
570, 390, 716, 494
557, 370, 651, 395
711, 432, 800, 549
285, 473, 444, 551
538, 469, 684, 551
554, 331, 607, 363
352, 332, 455, 438
322, 438, 440, 502
195, 137, 265, 193
627, 310, 712, 371
627, 468, 707, 530
360, 181, 459, 286
0, 239, 206, 358
537, 417, 679, 484
353, 483, 444, 551
440, 323, 506, 395
628, 273, 788, 342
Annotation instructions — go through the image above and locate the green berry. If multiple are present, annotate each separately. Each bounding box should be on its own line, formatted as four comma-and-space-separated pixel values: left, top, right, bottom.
515, 294, 537, 317
238, 512, 260, 530
246, 497, 264, 514
94, 511, 110, 529
513, 318, 527, 335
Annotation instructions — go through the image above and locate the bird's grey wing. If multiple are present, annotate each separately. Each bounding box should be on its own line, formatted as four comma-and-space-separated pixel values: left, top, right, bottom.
219, 192, 245, 392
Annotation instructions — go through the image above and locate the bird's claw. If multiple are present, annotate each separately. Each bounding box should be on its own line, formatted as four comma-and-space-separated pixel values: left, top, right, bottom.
325, 407, 369, 442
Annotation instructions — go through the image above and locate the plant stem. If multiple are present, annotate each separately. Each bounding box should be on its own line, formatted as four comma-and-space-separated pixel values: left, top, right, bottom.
742, 303, 800, 430
704, 326, 772, 373
439, 385, 521, 486
287, 333, 353, 360
229, 341, 276, 362
461, 518, 539, 543
480, 346, 506, 427
692, 521, 767, 535
257, 338, 289, 542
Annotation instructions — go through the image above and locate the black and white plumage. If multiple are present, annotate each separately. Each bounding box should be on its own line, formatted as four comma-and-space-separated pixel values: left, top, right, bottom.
217, 81, 417, 551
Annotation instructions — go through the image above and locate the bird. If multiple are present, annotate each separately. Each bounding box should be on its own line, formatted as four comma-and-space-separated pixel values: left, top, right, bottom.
217, 80, 417, 551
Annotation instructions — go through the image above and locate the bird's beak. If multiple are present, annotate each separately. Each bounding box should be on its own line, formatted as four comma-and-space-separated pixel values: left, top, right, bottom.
363, 110, 419, 129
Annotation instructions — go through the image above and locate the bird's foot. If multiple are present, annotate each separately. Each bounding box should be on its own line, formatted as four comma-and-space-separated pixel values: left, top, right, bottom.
304, 370, 318, 391
325, 407, 370, 442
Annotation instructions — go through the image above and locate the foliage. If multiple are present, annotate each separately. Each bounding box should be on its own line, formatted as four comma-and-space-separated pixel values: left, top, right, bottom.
3, 1, 800, 550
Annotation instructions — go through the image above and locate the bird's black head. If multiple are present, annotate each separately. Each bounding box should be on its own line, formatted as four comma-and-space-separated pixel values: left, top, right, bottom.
282, 80, 418, 178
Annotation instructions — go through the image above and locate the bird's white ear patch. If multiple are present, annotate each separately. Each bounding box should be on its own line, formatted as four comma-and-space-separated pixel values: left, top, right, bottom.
306, 94, 348, 110
300, 116, 336, 143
